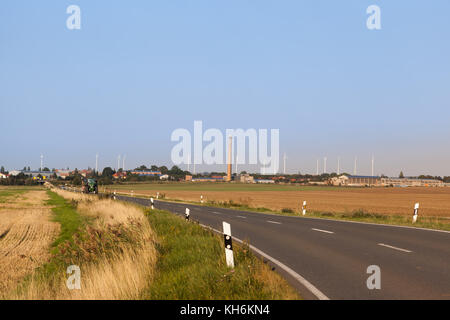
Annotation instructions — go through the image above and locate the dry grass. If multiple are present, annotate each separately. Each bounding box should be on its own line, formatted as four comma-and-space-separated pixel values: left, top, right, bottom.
0, 191, 60, 294
6, 188, 157, 300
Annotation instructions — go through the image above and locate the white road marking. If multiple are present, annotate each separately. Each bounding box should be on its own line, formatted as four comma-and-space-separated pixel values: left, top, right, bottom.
237, 215, 247, 219
212, 211, 222, 215
312, 228, 334, 234
378, 243, 412, 253
267, 220, 282, 225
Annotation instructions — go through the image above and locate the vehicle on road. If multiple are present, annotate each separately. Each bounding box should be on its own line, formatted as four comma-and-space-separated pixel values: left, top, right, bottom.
82, 178, 98, 194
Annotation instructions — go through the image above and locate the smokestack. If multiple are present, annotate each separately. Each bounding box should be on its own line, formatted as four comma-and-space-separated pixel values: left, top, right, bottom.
227, 136, 232, 182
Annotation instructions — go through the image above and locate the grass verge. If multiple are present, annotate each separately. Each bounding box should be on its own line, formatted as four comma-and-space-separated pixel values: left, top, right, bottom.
144, 208, 300, 300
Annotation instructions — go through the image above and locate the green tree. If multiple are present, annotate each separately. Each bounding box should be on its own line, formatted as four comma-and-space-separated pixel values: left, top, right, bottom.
159, 166, 169, 174
102, 167, 114, 178
0, 166, 4, 173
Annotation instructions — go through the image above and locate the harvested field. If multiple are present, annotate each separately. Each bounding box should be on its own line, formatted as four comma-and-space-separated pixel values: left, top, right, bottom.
0, 190, 60, 293
10, 188, 158, 300
111, 184, 450, 217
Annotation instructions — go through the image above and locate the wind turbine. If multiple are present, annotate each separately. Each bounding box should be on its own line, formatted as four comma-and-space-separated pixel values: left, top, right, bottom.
283, 153, 287, 174
40, 154, 43, 172
323, 157, 327, 174
337, 157, 340, 175
371, 154, 374, 177
354, 157, 357, 175
95, 153, 99, 174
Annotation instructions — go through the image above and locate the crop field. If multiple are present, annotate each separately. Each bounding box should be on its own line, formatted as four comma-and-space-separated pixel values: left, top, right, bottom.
110, 183, 450, 217
0, 188, 60, 293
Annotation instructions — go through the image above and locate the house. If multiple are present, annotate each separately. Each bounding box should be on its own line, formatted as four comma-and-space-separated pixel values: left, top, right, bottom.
0, 173, 8, 179
113, 171, 127, 179
239, 173, 254, 183
330, 175, 349, 186
55, 169, 71, 179
254, 179, 275, 184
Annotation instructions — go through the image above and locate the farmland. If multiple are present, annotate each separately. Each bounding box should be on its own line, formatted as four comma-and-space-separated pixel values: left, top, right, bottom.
0, 185, 299, 300
0, 187, 60, 293
109, 183, 450, 218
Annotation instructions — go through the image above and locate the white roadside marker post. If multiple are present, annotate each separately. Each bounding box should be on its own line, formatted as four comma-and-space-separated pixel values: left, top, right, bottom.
223, 222, 235, 268
185, 208, 190, 221
302, 201, 307, 216
413, 202, 419, 223
113, 191, 116, 200
156, 192, 159, 199
200, 195, 204, 204
131, 190, 134, 197
150, 197, 154, 210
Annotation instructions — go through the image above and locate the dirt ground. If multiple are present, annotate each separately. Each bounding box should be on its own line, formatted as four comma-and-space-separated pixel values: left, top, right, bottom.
0, 190, 60, 293
120, 187, 450, 217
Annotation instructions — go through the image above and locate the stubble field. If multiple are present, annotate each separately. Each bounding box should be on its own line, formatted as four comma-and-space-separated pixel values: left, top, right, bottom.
110, 183, 450, 217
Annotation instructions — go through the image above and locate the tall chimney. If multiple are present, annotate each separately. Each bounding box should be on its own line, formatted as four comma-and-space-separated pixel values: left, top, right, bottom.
227, 136, 232, 181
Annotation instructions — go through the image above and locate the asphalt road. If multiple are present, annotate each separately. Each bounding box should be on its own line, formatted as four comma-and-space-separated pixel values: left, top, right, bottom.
118, 195, 450, 300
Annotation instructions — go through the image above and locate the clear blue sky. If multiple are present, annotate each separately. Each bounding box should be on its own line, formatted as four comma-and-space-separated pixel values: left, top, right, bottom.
1, 1, 449, 176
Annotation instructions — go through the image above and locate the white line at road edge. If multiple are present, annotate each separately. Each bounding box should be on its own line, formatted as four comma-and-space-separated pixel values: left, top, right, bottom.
199, 224, 330, 300
312, 228, 334, 234
213, 212, 222, 215
267, 220, 282, 224
378, 243, 412, 253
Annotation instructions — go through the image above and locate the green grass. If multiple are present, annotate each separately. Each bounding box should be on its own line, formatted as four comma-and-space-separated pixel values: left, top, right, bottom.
144, 209, 300, 300
46, 191, 87, 250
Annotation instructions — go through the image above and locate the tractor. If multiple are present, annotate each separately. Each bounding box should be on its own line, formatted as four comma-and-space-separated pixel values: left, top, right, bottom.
82, 178, 98, 194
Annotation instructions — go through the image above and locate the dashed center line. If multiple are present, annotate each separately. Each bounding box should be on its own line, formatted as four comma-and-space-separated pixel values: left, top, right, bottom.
237, 215, 247, 219
312, 228, 334, 234
378, 243, 412, 253
267, 220, 282, 225
212, 212, 222, 215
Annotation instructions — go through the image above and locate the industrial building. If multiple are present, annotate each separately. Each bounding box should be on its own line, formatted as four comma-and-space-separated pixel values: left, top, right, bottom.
330, 175, 444, 187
